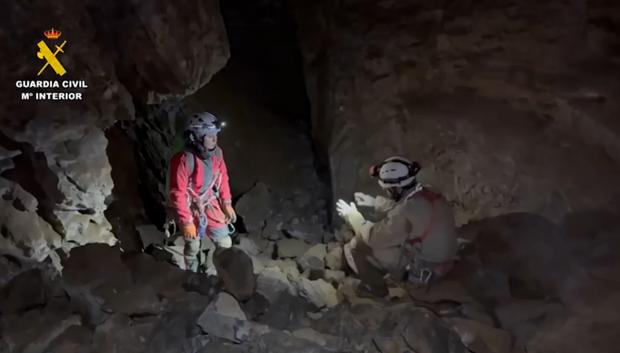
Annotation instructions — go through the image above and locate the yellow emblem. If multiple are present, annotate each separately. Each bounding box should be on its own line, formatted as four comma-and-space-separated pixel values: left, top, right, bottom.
36, 28, 67, 76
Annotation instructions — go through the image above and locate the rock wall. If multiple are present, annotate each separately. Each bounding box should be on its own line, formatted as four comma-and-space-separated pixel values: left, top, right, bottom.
292, 0, 620, 225
292, 1, 620, 351
0, 0, 229, 266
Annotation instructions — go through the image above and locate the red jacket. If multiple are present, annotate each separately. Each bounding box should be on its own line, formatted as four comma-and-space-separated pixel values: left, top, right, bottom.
169, 147, 231, 226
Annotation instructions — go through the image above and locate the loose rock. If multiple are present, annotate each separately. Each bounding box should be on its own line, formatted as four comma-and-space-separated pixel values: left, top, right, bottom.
297, 244, 327, 272
236, 183, 273, 232
284, 222, 324, 244
135, 224, 165, 249
197, 292, 250, 343
447, 318, 513, 353
277, 238, 311, 259
214, 247, 256, 301
256, 267, 296, 302
325, 244, 344, 271
297, 278, 339, 309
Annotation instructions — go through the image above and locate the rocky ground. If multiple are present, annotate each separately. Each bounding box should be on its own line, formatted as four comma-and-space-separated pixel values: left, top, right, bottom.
2, 0, 619, 352
6, 188, 610, 353
0, 240, 513, 353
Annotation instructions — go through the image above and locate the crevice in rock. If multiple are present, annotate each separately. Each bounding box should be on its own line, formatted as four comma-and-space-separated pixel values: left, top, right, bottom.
1, 225, 9, 239
78, 208, 96, 216
0, 131, 65, 236
128, 312, 160, 320
62, 172, 87, 194
104, 124, 150, 254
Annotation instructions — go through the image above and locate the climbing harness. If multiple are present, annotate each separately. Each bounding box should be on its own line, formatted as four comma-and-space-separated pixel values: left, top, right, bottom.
398, 186, 450, 285
164, 150, 225, 240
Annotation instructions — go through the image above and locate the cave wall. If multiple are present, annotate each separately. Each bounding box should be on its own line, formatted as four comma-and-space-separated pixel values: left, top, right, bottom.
291, 1, 620, 351
292, 0, 620, 225
0, 0, 229, 265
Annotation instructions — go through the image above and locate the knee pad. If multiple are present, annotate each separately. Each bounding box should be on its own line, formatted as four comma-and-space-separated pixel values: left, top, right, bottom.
209, 226, 232, 248
216, 235, 232, 248
184, 239, 200, 257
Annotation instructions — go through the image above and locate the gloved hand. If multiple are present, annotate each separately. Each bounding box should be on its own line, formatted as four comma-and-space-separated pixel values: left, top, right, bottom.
336, 199, 365, 235
354, 192, 376, 207
223, 204, 237, 224
181, 223, 198, 240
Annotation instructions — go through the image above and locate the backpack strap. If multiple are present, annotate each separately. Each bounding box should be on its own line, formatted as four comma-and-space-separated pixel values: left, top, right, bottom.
183, 150, 195, 177
406, 188, 443, 245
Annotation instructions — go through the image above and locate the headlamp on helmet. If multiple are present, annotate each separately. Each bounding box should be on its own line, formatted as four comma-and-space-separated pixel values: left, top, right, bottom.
369, 157, 420, 188
185, 112, 227, 138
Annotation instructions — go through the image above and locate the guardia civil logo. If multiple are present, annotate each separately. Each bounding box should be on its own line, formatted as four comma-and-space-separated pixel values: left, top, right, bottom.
37, 28, 67, 76
16, 27, 88, 101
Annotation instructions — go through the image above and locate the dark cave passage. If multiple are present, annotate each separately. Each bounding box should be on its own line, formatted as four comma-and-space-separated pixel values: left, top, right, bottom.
104, 0, 333, 253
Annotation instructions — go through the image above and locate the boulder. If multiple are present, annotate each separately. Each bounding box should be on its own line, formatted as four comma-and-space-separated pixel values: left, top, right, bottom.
262, 217, 284, 241
92, 314, 158, 353
0, 178, 63, 264
297, 278, 339, 309
292, 328, 349, 352
197, 292, 250, 343
0, 146, 20, 174
0, 305, 81, 353
447, 318, 513, 353
62, 244, 132, 288
256, 267, 296, 302
256, 291, 311, 331
241, 292, 271, 320
123, 253, 188, 298
0, 255, 24, 288
284, 222, 324, 244
460, 302, 495, 327
135, 224, 165, 249
0, 268, 49, 314
387, 286, 409, 300
297, 244, 327, 272
252, 330, 332, 353
267, 259, 301, 280
250, 255, 268, 274
145, 292, 210, 353
236, 237, 261, 256
322, 270, 346, 285
45, 325, 93, 353
93, 282, 165, 316
262, 241, 276, 258
183, 273, 221, 299
277, 238, 311, 259
399, 308, 468, 353
325, 244, 344, 271
246, 233, 271, 253
372, 336, 412, 353
213, 247, 256, 301
236, 183, 273, 232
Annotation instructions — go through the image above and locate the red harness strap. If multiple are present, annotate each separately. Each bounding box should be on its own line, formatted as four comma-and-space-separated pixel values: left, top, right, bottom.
405, 188, 443, 245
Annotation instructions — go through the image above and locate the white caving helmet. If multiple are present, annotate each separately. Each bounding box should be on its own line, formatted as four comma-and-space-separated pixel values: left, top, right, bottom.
185, 112, 225, 144
369, 156, 421, 188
